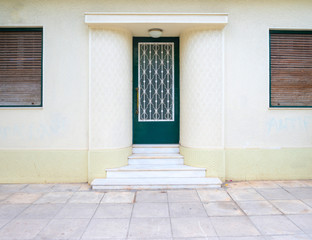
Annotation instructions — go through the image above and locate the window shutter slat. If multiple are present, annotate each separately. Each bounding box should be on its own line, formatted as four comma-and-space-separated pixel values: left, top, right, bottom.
0, 29, 42, 106
270, 31, 312, 107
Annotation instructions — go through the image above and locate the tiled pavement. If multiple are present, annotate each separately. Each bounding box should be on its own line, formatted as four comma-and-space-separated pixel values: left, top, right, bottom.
0, 181, 311, 239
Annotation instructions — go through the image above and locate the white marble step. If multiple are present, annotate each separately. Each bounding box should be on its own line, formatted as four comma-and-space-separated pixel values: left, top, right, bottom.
133, 144, 180, 148
132, 145, 180, 154
129, 157, 184, 165
128, 153, 183, 159
128, 154, 184, 165
106, 165, 206, 178
91, 177, 222, 190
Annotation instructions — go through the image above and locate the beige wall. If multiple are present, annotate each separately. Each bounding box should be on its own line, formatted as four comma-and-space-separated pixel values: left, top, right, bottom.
180, 28, 223, 148
223, 0, 312, 148
0, 0, 311, 150
90, 28, 132, 149
0, 0, 311, 182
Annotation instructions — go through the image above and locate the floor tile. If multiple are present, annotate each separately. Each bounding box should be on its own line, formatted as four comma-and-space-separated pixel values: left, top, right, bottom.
18, 203, 64, 219
167, 190, 200, 202
3, 192, 42, 204
277, 181, 310, 188
174, 238, 218, 240
78, 184, 92, 191
82, 218, 129, 239
171, 217, 216, 238
37, 218, 89, 239
197, 189, 231, 202
22, 184, 54, 193
265, 234, 311, 240
250, 215, 303, 235
34, 192, 73, 204
132, 202, 169, 218
0, 204, 29, 219
285, 188, 312, 200
204, 201, 244, 216
287, 214, 312, 234
302, 180, 312, 187
0, 219, 11, 229
101, 191, 134, 203
225, 181, 253, 188
94, 203, 132, 218
219, 237, 266, 240
1, 182, 312, 239
0, 218, 49, 239
211, 216, 260, 237
271, 200, 312, 214
56, 203, 98, 219
237, 201, 281, 215
0, 193, 12, 202
248, 181, 281, 189
0, 184, 27, 193
256, 188, 295, 200
128, 218, 171, 238
51, 184, 82, 192
81, 239, 126, 240
303, 199, 312, 208
135, 190, 168, 202
69, 192, 104, 203
169, 202, 207, 217
228, 188, 265, 201
81, 239, 127, 240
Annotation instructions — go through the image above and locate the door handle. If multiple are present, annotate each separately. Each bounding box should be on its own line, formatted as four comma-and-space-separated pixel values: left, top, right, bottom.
136, 87, 139, 115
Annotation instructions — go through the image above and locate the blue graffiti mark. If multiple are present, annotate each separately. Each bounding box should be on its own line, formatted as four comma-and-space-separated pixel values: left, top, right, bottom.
303, 116, 312, 129
267, 116, 312, 134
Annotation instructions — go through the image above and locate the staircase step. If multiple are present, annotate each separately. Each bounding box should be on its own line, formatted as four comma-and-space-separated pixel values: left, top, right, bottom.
91, 177, 222, 190
133, 148, 180, 154
133, 144, 180, 148
107, 165, 204, 171
132, 144, 180, 154
128, 153, 183, 159
91, 144, 222, 190
129, 158, 184, 165
106, 165, 206, 178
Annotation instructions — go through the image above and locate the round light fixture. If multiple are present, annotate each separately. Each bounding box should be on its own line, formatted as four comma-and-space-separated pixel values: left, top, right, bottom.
148, 28, 163, 38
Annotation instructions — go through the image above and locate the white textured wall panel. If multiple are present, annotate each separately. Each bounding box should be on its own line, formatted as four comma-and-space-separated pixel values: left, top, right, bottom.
180, 28, 223, 148
90, 28, 132, 149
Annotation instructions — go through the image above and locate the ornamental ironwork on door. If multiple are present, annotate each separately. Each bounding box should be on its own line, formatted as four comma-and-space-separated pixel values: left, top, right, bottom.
138, 43, 174, 122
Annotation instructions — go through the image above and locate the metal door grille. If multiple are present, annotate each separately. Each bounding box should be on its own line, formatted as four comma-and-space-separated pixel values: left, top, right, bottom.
138, 42, 174, 122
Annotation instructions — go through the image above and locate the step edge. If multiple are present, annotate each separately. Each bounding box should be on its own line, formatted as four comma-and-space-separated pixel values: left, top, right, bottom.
106, 169, 206, 172
128, 155, 184, 159
92, 185, 221, 190
132, 144, 180, 148
91, 178, 222, 186
106, 167, 206, 172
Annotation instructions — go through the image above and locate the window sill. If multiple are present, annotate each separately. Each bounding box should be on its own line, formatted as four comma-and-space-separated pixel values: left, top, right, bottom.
0, 106, 43, 110
268, 107, 312, 110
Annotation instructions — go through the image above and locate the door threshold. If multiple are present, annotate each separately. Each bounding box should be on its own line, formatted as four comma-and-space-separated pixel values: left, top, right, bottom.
133, 144, 180, 148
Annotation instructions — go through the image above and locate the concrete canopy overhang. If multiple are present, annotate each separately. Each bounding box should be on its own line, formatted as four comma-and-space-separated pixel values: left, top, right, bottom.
84, 12, 228, 36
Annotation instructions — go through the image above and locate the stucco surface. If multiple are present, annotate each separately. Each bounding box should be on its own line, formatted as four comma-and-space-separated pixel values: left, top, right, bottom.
180, 28, 223, 148
0, 150, 88, 183
181, 146, 312, 181
0, 0, 311, 182
88, 147, 132, 183
0, 0, 311, 149
90, 28, 132, 149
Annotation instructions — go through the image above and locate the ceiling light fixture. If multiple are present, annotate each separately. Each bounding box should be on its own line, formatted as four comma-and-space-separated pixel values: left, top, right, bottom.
148, 28, 163, 38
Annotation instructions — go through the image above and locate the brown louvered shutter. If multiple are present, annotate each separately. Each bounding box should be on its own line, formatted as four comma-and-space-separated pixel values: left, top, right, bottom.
0, 29, 42, 107
270, 31, 312, 107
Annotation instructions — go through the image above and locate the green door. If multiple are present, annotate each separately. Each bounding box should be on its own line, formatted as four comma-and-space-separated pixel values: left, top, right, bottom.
133, 37, 179, 144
